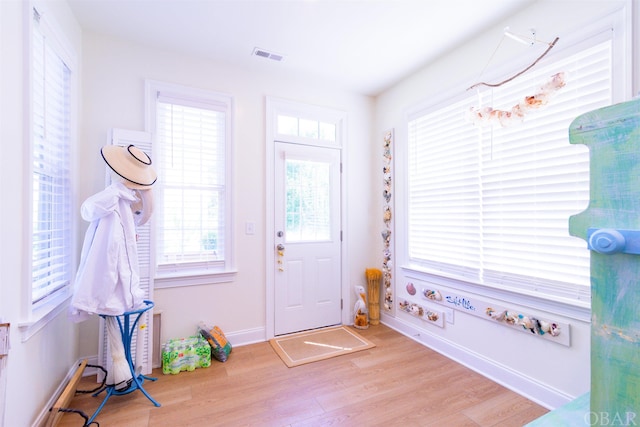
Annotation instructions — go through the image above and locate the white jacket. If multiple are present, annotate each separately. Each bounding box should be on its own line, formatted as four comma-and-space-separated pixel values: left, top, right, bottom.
69, 182, 145, 322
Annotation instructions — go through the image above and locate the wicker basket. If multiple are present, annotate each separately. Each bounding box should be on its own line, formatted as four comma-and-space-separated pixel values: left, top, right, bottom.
365, 268, 382, 325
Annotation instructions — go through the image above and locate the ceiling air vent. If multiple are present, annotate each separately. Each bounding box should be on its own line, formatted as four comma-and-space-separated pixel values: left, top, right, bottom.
252, 47, 285, 62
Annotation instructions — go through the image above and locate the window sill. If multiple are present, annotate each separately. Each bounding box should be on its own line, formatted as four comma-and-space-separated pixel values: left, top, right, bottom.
400, 265, 591, 322
154, 269, 238, 289
18, 290, 71, 342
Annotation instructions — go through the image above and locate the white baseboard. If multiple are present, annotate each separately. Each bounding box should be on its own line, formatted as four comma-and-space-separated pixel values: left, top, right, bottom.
226, 326, 266, 347
32, 357, 97, 427
82, 355, 102, 377
380, 312, 574, 410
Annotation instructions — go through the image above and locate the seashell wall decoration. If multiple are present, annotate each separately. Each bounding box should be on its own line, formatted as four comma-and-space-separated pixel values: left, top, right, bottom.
406, 282, 416, 296
398, 299, 444, 328
382, 130, 394, 312
415, 282, 570, 346
485, 307, 561, 337
423, 288, 442, 301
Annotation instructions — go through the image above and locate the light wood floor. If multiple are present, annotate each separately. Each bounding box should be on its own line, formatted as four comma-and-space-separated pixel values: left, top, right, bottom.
56, 324, 548, 427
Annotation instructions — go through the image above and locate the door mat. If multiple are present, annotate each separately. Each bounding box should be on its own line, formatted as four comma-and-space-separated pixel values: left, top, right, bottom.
269, 326, 376, 367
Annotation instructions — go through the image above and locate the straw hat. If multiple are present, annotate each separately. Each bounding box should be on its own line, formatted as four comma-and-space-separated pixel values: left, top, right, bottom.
101, 144, 157, 189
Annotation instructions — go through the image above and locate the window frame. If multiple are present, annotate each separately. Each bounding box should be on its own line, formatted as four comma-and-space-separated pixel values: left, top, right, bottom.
22, 2, 78, 340
399, 9, 628, 321
145, 80, 236, 289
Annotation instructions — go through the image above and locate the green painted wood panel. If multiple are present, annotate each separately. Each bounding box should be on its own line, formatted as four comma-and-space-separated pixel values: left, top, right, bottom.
569, 98, 640, 420
528, 99, 640, 426
526, 393, 590, 426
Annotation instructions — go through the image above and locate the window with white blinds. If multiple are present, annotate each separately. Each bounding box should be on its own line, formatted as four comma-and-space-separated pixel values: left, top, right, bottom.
30, 8, 74, 306
148, 83, 234, 283
407, 37, 613, 304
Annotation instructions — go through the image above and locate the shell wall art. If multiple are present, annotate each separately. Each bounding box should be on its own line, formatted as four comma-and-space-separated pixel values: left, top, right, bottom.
382, 130, 394, 313
403, 280, 571, 346
398, 299, 444, 328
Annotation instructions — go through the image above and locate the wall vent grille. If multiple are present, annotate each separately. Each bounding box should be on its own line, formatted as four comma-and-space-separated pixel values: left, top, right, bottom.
252, 47, 285, 62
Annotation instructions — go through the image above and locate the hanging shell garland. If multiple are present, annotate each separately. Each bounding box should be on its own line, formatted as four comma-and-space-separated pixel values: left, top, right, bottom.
468, 72, 567, 127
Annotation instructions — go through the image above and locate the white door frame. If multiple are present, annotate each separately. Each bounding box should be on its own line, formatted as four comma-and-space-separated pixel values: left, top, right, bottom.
265, 96, 349, 339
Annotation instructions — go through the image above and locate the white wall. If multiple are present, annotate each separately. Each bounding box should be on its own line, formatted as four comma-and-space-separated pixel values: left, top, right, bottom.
77, 32, 376, 357
0, 1, 83, 426
375, 0, 634, 410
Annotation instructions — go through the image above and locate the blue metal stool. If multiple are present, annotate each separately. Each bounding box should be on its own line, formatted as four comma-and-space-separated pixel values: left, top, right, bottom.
88, 300, 160, 425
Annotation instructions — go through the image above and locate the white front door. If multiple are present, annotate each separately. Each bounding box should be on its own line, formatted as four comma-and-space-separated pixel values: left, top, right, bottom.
274, 141, 342, 335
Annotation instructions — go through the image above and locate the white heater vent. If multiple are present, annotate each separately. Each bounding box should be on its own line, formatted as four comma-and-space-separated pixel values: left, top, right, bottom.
252, 47, 285, 62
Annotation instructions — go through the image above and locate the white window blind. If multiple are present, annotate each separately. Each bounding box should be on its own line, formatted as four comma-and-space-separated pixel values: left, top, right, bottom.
31, 9, 73, 305
408, 95, 482, 281
407, 38, 612, 304
155, 94, 227, 271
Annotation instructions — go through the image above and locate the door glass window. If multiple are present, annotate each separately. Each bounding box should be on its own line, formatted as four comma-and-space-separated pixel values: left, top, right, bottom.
285, 158, 331, 242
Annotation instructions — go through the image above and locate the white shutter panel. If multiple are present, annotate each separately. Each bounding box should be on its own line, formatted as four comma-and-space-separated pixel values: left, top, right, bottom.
98, 129, 154, 380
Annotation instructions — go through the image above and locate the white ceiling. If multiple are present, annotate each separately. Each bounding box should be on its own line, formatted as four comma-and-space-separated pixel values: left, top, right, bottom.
66, 0, 536, 96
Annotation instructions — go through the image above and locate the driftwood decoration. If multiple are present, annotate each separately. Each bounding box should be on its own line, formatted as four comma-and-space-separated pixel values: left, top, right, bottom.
467, 37, 559, 91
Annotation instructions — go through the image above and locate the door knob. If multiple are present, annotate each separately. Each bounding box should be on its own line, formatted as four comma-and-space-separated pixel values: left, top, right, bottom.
277, 243, 285, 251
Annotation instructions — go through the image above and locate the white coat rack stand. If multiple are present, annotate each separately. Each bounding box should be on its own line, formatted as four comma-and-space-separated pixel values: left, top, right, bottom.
88, 300, 160, 425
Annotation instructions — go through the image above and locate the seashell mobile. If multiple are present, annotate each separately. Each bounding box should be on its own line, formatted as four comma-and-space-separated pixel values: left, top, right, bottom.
467, 71, 566, 127
466, 28, 563, 127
